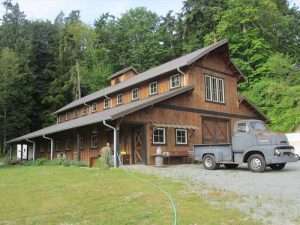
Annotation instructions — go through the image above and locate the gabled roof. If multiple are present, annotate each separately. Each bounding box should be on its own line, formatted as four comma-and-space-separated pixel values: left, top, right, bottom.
109, 66, 138, 80
7, 86, 194, 143
239, 96, 268, 122
54, 39, 234, 115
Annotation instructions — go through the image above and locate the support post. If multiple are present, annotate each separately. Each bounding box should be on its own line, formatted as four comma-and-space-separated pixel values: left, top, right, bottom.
116, 124, 120, 167
9, 144, 12, 161
76, 132, 80, 161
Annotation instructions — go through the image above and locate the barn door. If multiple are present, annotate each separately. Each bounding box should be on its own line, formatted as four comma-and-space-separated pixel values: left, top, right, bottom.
132, 126, 146, 164
202, 118, 230, 144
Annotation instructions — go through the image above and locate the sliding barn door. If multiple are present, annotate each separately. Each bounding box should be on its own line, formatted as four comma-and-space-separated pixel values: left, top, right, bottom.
202, 118, 230, 144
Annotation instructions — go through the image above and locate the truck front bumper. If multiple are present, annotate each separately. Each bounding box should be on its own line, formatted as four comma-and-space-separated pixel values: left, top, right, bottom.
269, 153, 298, 164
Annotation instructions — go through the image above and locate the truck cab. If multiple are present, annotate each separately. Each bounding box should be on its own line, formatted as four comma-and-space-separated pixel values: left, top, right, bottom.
194, 120, 298, 172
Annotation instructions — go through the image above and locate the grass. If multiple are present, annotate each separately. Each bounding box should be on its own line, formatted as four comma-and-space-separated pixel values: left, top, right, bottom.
0, 166, 260, 225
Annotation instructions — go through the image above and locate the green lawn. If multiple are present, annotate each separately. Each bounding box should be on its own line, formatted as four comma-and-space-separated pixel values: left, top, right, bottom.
0, 166, 259, 225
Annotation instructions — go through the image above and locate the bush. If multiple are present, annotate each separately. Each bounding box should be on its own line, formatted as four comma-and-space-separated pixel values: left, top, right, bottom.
12, 159, 88, 168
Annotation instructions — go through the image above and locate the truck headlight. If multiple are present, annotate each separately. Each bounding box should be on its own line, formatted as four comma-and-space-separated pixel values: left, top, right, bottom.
274, 149, 281, 156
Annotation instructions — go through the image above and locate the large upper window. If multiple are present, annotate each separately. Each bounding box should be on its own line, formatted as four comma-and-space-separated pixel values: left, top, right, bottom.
153, 127, 166, 144
104, 98, 111, 109
205, 74, 225, 104
91, 103, 97, 113
170, 74, 181, 89
176, 129, 188, 145
131, 88, 140, 101
149, 81, 158, 96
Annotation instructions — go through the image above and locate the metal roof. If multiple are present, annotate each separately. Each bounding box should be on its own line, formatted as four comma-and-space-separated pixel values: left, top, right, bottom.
7, 86, 194, 143
109, 66, 138, 80
54, 39, 230, 115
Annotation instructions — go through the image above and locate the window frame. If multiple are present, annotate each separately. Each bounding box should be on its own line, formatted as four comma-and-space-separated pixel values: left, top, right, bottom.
152, 127, 166, 145
131, 88, 140, 101
175, 128, 188, 145
90, 135, 99, 149
170, 74, 181, 89
149, 81, 158, 96
103, 98, 112, 109
117, 94, 123, 105
82, 106, 89, 115
205, 74, 225, 104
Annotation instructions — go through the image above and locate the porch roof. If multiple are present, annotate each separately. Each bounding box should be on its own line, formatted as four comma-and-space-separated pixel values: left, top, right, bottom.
7, 86, 194, 144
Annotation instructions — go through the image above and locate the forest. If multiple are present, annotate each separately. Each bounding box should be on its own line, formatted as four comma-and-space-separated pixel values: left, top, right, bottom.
0, 0, 299, 153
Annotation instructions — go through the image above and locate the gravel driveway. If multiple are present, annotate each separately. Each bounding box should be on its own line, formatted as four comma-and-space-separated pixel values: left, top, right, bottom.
124, 162, 300, 225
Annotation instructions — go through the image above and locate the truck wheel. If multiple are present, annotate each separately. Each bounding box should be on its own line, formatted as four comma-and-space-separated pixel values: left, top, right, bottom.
203, 155, 219, 170
248, 154, 266, 172
270, 163, 286, 170
224, 164, 238, 169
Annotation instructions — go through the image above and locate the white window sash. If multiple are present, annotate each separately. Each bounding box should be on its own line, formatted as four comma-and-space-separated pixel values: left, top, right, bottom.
132, 88, 139, 101
176, 129, 187, 145
170, 74, 181, 89
149, 81, 158, 96
153, 128, 166, 144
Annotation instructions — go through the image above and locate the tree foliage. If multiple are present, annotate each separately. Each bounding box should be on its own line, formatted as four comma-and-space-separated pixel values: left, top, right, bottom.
0, 0, 299, 153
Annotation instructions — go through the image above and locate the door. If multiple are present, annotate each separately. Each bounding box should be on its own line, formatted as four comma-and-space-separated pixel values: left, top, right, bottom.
132, 126, 146, 164
202, 117, 230, 144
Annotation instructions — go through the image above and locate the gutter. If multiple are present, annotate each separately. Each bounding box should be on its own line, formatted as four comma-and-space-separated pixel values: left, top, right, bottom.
26, 139, 36, 161
43, 135, 54, 160
177, 67, 186, 86
103, 120, 118, 168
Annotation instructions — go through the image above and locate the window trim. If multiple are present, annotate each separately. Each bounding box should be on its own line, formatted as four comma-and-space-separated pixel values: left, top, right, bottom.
175, 128, 188, 145
131, 88, 140, 101
205, 74, 225, 104
170, 74, 181, 89
152, 127, 166, 145
149, 81, 158, 96
103, 98, 112, 109
117, 94, 123, 105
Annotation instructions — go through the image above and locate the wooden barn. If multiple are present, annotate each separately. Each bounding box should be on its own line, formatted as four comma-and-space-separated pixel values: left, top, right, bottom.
7, 40, 266, 166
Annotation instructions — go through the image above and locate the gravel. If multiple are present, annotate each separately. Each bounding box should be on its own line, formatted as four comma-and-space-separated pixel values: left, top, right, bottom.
124, 161, 300, 225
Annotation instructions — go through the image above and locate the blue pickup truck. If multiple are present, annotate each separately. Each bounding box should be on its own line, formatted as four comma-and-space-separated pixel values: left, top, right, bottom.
194, 120, 298, 172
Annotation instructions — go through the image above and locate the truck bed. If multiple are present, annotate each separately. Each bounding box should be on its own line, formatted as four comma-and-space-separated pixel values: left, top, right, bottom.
193, 143, 233, 162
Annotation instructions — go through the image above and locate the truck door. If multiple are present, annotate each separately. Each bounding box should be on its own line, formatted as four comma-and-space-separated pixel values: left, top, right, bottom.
202, 117, 230, 144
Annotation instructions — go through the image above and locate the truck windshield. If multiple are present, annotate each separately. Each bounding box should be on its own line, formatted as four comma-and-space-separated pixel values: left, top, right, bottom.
250, 121, 266, 131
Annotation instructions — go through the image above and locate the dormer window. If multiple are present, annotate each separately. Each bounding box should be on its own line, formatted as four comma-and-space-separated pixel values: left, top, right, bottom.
149, 81, 158, 96
205, 74, 225, 104
82, 106, 88, 115
132, 88, 139, 101
170, 74, 181, 89
91, 103, 97, 113
117, 94, 123, 105
104, 98, 111, 109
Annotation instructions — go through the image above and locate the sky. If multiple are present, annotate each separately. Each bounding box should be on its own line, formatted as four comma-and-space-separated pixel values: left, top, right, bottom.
0, 0, 299, 25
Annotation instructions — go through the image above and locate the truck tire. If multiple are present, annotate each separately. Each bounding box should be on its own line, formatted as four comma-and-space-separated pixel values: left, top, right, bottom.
203, 155, 219, 170
270, 163, 286, 170
224, 164, 238, 169
248, 154, 266, 172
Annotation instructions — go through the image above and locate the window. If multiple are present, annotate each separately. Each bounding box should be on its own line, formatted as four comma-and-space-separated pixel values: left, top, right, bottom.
104, 98, 111, 109
149, 81, 158, 96
205, 74, 225, 104
74, 109, 79, 118
91, 135, 98, 148
82, 106, 89, 115
237, 123, 247, 133
176, 129, 188, 145
153, 127, 166, 144
170, 74, 181, 89
117, 94, 123, 105
91, 103, 97, 113
132, 88, 139, 101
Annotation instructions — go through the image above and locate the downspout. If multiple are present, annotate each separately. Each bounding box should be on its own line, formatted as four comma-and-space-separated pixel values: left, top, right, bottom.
26, 139, 36, 161
43, 135, 54, 160
103, 120, 118, 168
177, 67, 186, 86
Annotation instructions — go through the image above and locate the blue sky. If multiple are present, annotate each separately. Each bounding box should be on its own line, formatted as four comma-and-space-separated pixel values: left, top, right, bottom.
0, 0, 299, 25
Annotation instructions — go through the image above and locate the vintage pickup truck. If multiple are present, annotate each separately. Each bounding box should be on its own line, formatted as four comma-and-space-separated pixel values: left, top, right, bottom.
194, 120, 298, 172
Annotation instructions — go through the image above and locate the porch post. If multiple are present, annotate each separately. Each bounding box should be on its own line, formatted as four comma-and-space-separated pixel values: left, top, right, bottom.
33, 142, 36, 161
9, 144, 12, 160
116, 124, 120, 167
76, 132, 80, 161
21, 144, 23, 161
50, 139, 54, 160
